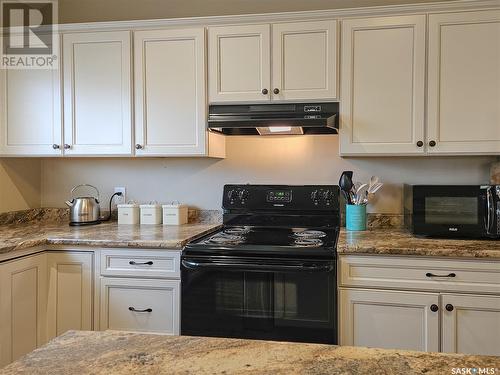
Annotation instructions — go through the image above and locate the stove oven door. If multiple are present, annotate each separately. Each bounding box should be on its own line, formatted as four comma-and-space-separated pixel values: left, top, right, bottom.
181, 256, 337, 344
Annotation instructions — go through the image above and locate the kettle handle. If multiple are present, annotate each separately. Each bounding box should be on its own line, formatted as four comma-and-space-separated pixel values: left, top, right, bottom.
70, 184, 100, 201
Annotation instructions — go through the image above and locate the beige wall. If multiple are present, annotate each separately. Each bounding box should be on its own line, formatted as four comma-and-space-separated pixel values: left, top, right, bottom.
0, 159, 41, 213
58, 0, 456, 23
41, 136, 495, 213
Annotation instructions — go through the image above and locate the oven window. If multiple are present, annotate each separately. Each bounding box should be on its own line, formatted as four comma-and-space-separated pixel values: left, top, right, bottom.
425, 197, 478, 225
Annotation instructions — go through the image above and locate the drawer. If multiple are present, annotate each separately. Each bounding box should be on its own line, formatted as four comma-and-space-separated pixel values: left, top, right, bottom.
339, 255, 500, 294
100, 277, 180, 334
100, 249, 180, 279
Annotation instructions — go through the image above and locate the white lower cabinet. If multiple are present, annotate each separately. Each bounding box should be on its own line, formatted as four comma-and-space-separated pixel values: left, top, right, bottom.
441, 294, 500, 356
46, 252, 94, 340
100, 277, 180, 334
339, 255, 500, 356
0, 254, 47, 368
339, 288, 439, 352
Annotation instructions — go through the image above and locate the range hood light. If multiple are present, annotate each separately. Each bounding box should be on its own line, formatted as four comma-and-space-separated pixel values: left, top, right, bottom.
269, 126, 292, 133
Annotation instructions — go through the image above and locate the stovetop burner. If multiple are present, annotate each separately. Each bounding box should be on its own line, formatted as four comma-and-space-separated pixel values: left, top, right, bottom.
293, 237, 324, 247
293, 230, 327, 238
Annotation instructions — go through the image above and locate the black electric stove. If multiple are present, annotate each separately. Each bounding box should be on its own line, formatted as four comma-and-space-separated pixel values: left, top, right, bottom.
181, 184, 340, 344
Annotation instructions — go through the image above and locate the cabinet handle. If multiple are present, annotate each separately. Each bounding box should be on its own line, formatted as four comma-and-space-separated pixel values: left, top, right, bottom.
273, 88, 280, 95
129, 260, 153, 266
416, 141, 423, 147
261, 88, 268, 95
52, 144, 60, 149
429, 140, 436, 147
135, 144, 143, 150
128, 307, 152, 313
430, 304, 439, 312
445, 304, 454, 312
426, 272, 456, 278
63, 144, 71, 149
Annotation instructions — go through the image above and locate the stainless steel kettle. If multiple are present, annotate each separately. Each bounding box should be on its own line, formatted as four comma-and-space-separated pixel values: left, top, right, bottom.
65, 184, 101, 226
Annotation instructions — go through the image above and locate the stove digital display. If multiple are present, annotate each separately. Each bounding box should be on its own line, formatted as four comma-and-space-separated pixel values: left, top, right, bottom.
267, 190, 292, 203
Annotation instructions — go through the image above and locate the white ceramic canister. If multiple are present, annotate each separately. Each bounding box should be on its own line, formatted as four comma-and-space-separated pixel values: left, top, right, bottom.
117, 203, 140, 225
140, 204, 162, 225
162, 204, 188, 225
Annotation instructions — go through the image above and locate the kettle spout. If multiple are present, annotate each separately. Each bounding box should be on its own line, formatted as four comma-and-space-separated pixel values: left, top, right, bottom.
65, 200, 74, 207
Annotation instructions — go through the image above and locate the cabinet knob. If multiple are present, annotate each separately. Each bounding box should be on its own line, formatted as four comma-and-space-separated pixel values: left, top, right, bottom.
52, 144, 60, 150
63, 144, 71, 149
416, 141, 423, 147
273, 88, 280, 95
430, 304, 439, 312
135, 144, 143, 150
445, 304, 454, 312
429, 140, 437, 147
261, 88, 268, 95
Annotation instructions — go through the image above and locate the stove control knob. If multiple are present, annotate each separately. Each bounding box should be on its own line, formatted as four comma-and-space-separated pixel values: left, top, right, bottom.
323, 190, 333, 201
238, 189, 249, 201
311, 190, 320, 205
227, 189, 236, 201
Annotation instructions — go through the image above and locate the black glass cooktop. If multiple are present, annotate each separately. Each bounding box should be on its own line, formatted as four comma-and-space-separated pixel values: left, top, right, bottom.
184, 226, 338, 259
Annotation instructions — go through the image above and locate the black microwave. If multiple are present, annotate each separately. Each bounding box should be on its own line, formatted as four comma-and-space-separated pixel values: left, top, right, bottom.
404, 185, 500, 239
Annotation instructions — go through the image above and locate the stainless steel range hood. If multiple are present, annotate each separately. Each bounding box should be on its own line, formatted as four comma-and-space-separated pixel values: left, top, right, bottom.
208, 102, 339, 136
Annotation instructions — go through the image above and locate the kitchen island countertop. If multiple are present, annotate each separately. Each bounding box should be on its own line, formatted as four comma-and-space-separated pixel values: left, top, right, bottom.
1, 330, 498, 375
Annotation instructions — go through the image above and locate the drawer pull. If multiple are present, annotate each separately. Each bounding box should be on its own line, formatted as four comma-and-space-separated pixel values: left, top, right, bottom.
425, 272, 456, 278
128, 307, 153, 313
129, 261, 154, 266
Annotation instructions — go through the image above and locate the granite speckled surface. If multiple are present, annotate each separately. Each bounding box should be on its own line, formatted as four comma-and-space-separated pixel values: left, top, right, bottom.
338, 229, 500, 258
0, 221, 220, 256
2, 331, 498, 375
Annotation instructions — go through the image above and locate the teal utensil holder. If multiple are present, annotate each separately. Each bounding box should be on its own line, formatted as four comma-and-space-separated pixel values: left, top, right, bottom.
346, 204, 367, 231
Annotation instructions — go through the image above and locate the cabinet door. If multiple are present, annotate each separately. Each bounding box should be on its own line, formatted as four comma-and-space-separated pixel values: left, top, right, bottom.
63, 31, 132, 155
340, 16, 426, 155
0, 254, 47, 367
46, 252, 93, 340
100, 277, 180, 335
442, 294, 500, 356
0, 67, 62, 156
208, 24, 271, 103
339, 288, 439, 352
134, 28, 207, 156
272, 20, 338, 101
427, 11, 500, 155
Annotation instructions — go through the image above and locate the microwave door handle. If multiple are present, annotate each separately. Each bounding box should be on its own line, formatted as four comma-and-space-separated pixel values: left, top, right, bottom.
181, 259, 332, 272
486, 187, 495, 235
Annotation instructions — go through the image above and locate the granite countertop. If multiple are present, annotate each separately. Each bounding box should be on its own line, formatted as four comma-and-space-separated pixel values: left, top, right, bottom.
338, 229, 500, 258
2, 330, 498, 375
0, 221, 220, 255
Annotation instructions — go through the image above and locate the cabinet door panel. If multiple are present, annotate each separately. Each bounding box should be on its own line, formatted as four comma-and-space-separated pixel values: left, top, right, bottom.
63, 31, 132, 155
0, 67, 62, 155
427, 11, 500, 154
47, 252, 93, 340
0, 254, 47, 367
339, 288, 439, 352
209, 24, 271, 102
442, 294, 500, 356
272, 20, 338, 101
134, 28, 206, 156
340, 16, 426, 155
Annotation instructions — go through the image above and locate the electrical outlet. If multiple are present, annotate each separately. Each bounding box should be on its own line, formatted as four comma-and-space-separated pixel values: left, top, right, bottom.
114, 187, 126, 204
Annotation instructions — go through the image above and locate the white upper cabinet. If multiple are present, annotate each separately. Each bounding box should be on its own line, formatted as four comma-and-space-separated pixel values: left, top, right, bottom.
0, 68, 62, 156
63, 31, 132, 156
340, 15, 426, 155
427, 11, 500, 155
272, 21, 338, 101
208, 20, 338, 103
209, 24, 271, 103
134, 28, 208, 156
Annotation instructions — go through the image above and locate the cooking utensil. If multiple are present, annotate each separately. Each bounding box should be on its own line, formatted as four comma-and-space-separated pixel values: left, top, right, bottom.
65, 184, 101, 226
369, 176, 380, 190
368, 182, 383, 194
339, 171, 354, 204
355, 184, 369, 205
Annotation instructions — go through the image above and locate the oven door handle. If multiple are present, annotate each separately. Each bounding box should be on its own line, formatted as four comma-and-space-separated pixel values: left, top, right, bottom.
181, 259, 333, 272
486, 186, 495, 235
